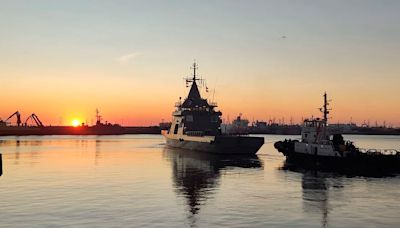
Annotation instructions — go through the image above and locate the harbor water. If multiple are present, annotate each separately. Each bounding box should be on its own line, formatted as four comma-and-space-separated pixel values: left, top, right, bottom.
0, 135, 399, 227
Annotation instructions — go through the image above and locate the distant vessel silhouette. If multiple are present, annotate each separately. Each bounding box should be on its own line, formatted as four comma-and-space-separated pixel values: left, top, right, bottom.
163, 62, 264, 154
274, 93, 400, 174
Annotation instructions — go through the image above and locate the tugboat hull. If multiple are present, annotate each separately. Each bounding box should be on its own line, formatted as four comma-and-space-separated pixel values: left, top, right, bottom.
275, 141, 400, 173
166, 135, 264, 154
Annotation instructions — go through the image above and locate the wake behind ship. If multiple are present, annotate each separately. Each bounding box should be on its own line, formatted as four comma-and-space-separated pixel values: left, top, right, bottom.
163, 62, 264, 154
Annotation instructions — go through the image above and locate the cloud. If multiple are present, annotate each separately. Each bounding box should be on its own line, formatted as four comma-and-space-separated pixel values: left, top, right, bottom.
117, 52, 142, 63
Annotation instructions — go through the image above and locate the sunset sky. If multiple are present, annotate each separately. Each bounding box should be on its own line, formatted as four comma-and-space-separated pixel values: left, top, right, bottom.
1, 1, 399, 126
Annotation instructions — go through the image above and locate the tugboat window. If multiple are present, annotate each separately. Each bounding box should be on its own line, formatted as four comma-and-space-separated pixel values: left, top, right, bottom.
173, 124, 179, 134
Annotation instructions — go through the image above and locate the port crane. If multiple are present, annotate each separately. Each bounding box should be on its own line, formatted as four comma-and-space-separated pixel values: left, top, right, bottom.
6, 111, 22, 126
24, 113, 44, 127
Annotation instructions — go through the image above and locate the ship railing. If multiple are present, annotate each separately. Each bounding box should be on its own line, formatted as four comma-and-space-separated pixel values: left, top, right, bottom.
359, 148, 400, 156
186, 131, 204, 137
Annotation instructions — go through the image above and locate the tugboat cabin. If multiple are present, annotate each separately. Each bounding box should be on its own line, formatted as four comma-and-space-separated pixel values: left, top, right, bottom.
301, 118, 330, 143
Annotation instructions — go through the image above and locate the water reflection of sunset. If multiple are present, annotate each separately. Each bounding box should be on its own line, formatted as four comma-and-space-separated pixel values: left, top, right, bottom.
1, 135, 399, 227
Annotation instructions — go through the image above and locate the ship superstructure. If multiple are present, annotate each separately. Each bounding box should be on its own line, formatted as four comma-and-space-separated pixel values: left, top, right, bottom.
171, 62, 222, 137
221, 114, 250, 135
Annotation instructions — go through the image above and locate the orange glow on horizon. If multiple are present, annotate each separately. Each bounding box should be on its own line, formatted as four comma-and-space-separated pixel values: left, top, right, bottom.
0, 68, 399, 127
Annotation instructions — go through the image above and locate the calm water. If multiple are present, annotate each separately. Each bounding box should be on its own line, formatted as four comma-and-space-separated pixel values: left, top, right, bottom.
0, 135, 399, 228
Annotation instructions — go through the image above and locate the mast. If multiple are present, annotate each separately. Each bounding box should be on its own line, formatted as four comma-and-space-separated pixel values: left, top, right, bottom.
323, 92, 329, 123
185, 61, 201, 87
321, 92, 332, 130
185, 61, 204, 85
192, 61, 197, 80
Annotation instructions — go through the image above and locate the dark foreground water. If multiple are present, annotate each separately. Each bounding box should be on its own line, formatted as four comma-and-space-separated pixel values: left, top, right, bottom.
0, 135, 399, 227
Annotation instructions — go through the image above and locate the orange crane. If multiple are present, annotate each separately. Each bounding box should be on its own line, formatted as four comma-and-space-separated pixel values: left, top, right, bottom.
24, 113, 44, 127
6, 111, 22, 126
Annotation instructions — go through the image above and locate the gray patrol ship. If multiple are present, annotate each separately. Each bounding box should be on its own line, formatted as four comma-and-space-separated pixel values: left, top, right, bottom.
163, 62, 264, 154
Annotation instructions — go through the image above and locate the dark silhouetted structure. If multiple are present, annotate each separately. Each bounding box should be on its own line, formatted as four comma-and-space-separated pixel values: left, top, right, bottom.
0, 110, 161, 136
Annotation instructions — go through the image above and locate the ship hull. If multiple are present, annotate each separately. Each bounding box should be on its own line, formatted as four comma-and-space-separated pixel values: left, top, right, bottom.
165, 135, 264, 154
275, 141, 400, 173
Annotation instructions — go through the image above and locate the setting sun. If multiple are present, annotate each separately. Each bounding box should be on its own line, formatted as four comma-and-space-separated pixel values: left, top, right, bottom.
72, 119, 81, 127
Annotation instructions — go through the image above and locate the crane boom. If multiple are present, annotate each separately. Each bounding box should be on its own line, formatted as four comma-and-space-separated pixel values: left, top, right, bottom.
6, 111, 21, 126
32, 114, 44, 127
24, 113, 44, 127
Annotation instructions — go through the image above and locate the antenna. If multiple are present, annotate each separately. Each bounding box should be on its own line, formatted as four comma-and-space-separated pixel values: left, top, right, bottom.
192, 60, 197, 80
184, 60, 205, 88
320, 92, 332, 123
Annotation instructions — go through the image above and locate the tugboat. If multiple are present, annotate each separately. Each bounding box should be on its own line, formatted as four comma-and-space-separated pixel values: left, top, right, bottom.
163, 62, 264, 154
274, 93, 400, 173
